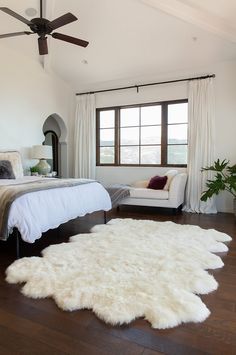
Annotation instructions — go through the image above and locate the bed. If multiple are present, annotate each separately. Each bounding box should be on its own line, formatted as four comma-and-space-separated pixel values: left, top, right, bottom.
0, 151, 111, 252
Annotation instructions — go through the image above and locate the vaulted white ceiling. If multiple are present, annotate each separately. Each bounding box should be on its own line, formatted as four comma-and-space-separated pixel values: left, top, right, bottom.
0, 0, 236, 91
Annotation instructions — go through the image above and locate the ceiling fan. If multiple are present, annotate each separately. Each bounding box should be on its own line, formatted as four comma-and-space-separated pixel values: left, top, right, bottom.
0, 0, 89, 55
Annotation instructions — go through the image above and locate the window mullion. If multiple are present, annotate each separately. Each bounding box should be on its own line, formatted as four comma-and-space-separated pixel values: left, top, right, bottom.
115, 108, 120, 165
139, 107, 141, 165
96, 109, 100, 165
161, 103, 168, 166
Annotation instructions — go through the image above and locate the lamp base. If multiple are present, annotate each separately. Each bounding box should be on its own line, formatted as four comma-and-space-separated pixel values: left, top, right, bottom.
35, 159, 51, 175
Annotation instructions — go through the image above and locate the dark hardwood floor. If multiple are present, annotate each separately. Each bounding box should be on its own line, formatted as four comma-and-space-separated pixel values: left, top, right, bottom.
0, 208, 235, 355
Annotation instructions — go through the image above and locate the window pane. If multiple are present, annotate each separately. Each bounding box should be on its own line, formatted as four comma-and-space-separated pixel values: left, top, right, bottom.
168, 145, 187, 164
100, 129, 114, 146
120, 127, 139, 145
120, 108, 139, 127
120, 146, 139, 164
100, 110, 115, 128
141, 146, 161, 164
168, 103, 188, 124
100, 147, 114, 164
141, 126, 161, 144
141, 105, 161, 125
168, 124, 187, 144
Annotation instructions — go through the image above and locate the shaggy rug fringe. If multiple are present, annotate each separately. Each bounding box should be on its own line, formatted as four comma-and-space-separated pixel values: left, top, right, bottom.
6, 218, 232, 329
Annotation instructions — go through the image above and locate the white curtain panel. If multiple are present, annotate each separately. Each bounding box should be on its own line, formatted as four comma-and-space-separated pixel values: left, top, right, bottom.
183, 78, 217, 213
74, 94, 96, 179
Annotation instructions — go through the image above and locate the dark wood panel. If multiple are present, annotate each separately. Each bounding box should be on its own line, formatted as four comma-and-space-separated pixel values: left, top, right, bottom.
0, 209, 235, 354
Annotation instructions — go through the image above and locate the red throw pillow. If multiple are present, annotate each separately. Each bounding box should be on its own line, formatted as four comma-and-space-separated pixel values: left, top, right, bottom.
147, 175, 168, 190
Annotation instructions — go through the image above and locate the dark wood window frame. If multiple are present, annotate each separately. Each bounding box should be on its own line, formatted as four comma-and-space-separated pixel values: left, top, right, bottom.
96, 99, 188, 167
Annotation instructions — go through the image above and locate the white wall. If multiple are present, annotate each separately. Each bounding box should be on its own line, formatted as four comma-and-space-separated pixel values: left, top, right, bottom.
213, 60, 236, 212
0, 44, 75, 177
95, 60, 236, 213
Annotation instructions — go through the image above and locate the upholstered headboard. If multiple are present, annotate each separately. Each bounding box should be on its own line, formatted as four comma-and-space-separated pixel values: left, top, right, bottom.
0, 151, 24, 178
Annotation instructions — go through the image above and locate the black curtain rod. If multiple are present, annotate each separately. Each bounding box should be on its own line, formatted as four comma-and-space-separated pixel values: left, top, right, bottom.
76, 74, 215, 96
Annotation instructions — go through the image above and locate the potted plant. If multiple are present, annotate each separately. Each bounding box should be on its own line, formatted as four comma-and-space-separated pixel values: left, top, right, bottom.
30, 166, 40, 176
201, 159, 236, 216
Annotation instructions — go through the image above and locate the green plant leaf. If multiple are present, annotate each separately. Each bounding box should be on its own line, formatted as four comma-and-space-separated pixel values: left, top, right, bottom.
201, 159, 236, 201
227, 164, 236, 175
201, 159, 229, 172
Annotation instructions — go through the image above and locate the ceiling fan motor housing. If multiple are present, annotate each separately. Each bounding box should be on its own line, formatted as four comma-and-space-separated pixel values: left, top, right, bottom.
30, 18, 53, 37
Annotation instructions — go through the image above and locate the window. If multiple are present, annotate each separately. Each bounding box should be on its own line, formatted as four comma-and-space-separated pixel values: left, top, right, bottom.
96, 99, 188, 166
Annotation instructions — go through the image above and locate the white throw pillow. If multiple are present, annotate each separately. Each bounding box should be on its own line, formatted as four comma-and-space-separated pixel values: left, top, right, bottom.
163, 169, 178, 190
132, 180, 149, 188
0, 151, 24, 178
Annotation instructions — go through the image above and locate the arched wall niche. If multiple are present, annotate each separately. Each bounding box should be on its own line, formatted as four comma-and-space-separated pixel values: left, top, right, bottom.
42, 114, 68, 177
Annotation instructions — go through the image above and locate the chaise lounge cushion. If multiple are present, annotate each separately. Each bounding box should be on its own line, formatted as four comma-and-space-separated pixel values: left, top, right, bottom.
132, 180, 149, 188
163, 169, 178, 190
130, 188, 169, 200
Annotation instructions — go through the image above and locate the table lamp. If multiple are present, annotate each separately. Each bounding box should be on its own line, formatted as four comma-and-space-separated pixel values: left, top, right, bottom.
31, 145, 52, 175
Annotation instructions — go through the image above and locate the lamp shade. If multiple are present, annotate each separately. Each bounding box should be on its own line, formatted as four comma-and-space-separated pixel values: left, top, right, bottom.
31, 145, 52, 160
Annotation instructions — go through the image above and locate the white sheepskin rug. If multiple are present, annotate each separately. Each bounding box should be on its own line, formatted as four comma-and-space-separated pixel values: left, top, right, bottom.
6, 218, 232, 329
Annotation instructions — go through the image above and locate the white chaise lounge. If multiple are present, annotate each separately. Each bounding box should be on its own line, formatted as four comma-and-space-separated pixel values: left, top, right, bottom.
119, 173, 187, 211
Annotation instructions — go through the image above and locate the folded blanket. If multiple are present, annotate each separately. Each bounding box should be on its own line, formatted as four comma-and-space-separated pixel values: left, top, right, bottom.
106, 184, 130, 208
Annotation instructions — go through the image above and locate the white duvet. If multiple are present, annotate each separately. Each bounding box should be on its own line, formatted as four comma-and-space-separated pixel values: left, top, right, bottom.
0, 177, 111, 243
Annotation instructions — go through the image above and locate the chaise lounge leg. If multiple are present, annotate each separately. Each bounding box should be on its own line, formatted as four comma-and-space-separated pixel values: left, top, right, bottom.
177, 204, 183, 214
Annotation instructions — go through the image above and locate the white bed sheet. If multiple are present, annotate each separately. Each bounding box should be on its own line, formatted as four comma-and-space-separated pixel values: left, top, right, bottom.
2, 177, 111, 243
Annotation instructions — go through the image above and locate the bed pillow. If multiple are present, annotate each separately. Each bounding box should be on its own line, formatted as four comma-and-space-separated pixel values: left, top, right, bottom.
163, 169, 178, 190
0, 160, 15, 179
0, 151, 23, 178
147, 175, 168, 190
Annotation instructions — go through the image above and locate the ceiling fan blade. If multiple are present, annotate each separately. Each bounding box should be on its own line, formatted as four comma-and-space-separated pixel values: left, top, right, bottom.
52, 32, 89, 47
0, 31, 33, 39
38, 37, 48, 55
49, 13, 77, 31
0, 7, 32, 25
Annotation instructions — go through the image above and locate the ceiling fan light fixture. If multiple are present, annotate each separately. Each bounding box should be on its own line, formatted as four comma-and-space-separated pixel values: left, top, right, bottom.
25, 8, 37, 17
